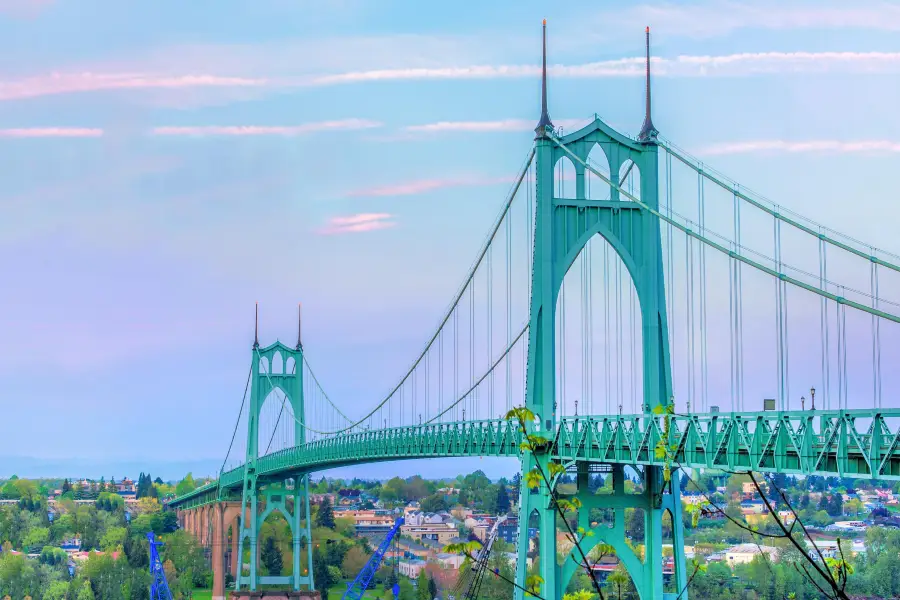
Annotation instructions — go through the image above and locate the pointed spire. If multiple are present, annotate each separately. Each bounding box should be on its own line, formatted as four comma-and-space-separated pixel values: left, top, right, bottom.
638, 26, 658, 143
254, 302, 259, 348
534, 19, 553, 138
296, 302, 303, 350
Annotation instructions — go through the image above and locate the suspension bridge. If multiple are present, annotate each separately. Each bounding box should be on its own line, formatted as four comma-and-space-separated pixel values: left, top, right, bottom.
169, 24, 900, 600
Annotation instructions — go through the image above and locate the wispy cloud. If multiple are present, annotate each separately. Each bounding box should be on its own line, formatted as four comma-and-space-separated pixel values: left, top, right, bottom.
0, 73, 268, 102
318, 213, 396, 235
346, 176, 516, 198
0, 0, 53, 18
700, 140, 900, 155
5, 50, 900, 104
403, 118, 589, 134
312, 52, 900, 87
0, 127, 102, 138
152, 119, 382, 137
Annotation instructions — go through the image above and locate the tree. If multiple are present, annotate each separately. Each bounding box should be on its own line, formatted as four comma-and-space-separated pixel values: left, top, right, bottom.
61, 479, 72, 496
420, 493, 448, 514
175, 474, 197, 497
43, 581, 69, 600
341, 546, 370, 579
76, 580, 95, 600
316, 497, 336, 529
417, 572, 432, 600
496, 479, 511, 513
261, 536, 283, 576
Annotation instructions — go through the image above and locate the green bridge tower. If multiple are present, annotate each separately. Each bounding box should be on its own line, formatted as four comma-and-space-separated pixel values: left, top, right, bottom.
235, 305, 315, 593
516, 24, 688, 599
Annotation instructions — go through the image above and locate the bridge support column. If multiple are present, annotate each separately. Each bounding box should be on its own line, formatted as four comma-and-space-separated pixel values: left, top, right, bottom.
212, 503, 225, 600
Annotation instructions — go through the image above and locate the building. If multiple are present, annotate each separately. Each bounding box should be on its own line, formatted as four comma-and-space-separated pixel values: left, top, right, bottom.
498, 518, 518, 544
435, 553, 465, 570
401, 523, 458, 545
724, 544, 778, 565
399, 559, 427, 579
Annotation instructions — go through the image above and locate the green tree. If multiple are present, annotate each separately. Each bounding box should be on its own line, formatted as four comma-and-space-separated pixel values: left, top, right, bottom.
420, 494, 448, 514
341, 545, 370, 579
174, 474, 196, 497
261, 536, 283, 576
316, 497, 336, 529
496, 479, 511, 513
100, 526, 127, 551
76, 580, 95, 600
417, 573, 432, 600
43, 581, 69, 600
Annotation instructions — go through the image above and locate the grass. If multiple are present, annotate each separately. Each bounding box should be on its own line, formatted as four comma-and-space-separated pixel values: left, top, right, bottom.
191, 590, 213, 600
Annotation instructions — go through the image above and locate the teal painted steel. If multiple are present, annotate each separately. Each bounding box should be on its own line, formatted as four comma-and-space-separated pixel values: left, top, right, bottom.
170, 408, 900, 511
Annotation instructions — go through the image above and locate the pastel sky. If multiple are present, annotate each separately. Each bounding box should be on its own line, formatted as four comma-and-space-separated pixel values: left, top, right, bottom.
4, 0, 900, 480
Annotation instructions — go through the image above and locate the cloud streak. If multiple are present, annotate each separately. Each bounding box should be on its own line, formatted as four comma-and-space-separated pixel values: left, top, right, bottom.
312, 51, 900, 87
0, 73, 268, 102
0, 127, 102, 138
4, 50, 900, 104
318, 213, 396, 235
152, 119, 382, 137
700, 139, 900, 155
346, 176, 517, 198
403, 118, 589, 134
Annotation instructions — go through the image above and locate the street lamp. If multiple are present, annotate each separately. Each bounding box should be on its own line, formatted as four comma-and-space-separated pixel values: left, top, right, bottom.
801, 396, 806, 411
810, 387, 816, 411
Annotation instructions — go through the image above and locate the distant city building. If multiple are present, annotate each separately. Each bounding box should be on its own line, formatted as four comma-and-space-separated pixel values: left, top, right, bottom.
724, 543, 778, 565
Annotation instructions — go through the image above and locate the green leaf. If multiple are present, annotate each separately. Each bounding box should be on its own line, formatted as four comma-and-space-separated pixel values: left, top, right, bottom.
505, 407, 536, 424
547, 463, 566, 478
652, 404, 666, 415
525, 470, 542, 490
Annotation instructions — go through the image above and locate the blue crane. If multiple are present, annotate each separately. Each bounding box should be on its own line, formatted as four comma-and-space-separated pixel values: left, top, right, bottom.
343, 517, 404, 600
147, 532, 174, 600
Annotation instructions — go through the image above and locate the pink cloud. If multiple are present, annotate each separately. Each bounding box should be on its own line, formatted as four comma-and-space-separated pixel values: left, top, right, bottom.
403, 118, 589, 134
151, 119, 381, 137
0, 73, 267, 102
318, 213, 396, 235
0, 127, 102, 138
346, 176, 515, 198
0, 0, 53, 17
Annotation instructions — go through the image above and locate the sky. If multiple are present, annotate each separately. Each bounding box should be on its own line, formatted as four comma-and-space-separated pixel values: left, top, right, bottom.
3, 0, 900, 480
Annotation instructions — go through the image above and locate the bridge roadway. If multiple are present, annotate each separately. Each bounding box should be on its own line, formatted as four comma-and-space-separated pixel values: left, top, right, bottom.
170, 408, 900, 509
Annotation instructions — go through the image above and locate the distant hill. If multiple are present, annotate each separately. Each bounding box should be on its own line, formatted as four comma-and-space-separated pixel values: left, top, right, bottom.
0, 456, 223, 481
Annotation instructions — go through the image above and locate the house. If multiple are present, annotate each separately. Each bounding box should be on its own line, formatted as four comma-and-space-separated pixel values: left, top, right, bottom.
398, 559, 427, 579
498, 517, 518, 544
401, 523, 458, 545
435, 553, 465, 570
724, 543, 778, 565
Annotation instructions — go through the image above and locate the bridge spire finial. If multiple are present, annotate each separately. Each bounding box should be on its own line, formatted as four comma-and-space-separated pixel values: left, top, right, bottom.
297, 302, 303, 350
638, 26, 658, 143
534, 19, 553, 139
254, 302, 259, 349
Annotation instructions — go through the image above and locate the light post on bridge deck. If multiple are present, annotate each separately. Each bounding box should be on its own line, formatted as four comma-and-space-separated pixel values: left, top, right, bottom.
811, 387, 816, 411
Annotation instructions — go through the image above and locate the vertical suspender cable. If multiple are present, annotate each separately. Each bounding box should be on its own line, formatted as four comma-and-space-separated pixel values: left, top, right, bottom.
454, 310, 459, 421
687, 231, 695, 412
837, 286, 846, 410
616, 259, 623, 413
588, 242, 594, 415
698, 172, 709, 412
506, 205, 512, 416
488, 245, 494, 419
581, 242, 590, 410
774, 212, 784, 411
470, 283, 475, 420
819, 232, 830, 410
871, 256, 883, 408
605, 244, 611, 415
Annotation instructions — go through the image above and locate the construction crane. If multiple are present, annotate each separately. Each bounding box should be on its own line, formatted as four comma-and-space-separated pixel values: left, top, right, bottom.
456, 516, 508, 600
343, 517, 405, 600
147, 532, 174, 600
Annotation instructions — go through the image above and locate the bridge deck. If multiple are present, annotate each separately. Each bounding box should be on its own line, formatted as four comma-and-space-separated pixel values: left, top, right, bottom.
170, 409, 900, 509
